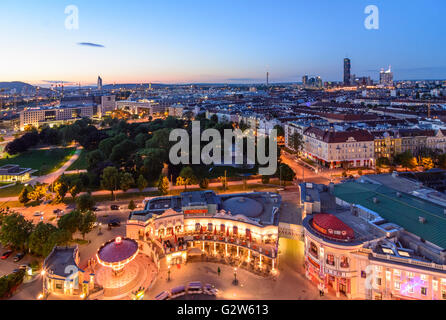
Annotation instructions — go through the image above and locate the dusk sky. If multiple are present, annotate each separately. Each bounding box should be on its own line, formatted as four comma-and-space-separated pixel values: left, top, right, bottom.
0, 0, 445, 85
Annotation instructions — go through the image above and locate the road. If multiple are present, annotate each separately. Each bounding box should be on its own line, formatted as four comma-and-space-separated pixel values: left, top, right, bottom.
147, 261, 335, 300
281, 152, 342, 185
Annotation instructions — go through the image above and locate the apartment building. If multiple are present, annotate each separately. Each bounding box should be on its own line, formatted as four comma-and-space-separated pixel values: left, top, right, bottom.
302, 127, 375, 168
373, 131, 402, 161
303, 181, 446, 300
19, 104, 98, 131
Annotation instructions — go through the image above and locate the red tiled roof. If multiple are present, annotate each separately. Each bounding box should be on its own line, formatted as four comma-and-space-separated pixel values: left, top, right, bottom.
311, 214, 355, 241
304, 127, 374, 143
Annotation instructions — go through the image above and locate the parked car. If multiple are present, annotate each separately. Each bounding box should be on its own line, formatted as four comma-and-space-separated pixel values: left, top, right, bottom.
33, 211, 43, 216
13, 252, 25, 262
53, 209, 61, 214
92, 207, 100, 212
108, 219, 121, 228
1, 250, 13, 260
110, 205, 120, 211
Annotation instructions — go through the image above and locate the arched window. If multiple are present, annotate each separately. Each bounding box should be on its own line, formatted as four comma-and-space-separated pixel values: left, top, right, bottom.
326, 254, 335, 266
340, 256, 349, 268
309, 242, 318, 258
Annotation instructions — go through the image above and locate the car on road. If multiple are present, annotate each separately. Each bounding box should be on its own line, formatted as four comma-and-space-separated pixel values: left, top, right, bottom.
53, 209, 65, 215
108, 219, 121, 228
13, 252, 25, 262
33, 211, 43, 216
1, 250, 13, 260
92, 207, 100, 212
110, 205, 121, 211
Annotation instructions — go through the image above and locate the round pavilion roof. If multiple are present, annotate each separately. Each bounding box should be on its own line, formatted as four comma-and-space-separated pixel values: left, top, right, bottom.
97, 237, 138, 264
222, 197, 264, 218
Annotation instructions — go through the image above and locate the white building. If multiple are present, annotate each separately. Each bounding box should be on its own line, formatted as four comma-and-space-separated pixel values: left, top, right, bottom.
20, 104, 98, 131
302, 127, 375, 168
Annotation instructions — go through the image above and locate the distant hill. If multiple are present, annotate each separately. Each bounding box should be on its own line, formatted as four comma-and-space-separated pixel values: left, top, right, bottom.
0, 81, 35, 93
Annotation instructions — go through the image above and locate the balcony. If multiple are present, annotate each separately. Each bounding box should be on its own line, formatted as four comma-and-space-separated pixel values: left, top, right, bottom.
154, 232, 277, 259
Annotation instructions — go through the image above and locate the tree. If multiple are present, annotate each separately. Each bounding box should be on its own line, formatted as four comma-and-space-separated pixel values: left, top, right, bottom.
277, 163, 296, 182
69, 184, 80, 200
100, 166, 120, 200
28, 184, 48, 202
0, 213, 33, 251
421, 157, 434, 170
86, 150, 105, 171
438, 154, 446, 169
218, 176, 228, 190
158, 175, 170, 195
199, 178, 209, 189
57, 211, 82, 239
141, 148, 166, 182
137, 174, 148, 192
376, 157, 391, 168
18, 188, 29, 205
28, 222, 58, 257
261, 176, 271, 184
178, 166, 197, 190
54, 181, 69, 203
394, 151, 417, 170
290, 132, 304, 153
273, 125, 285, 137
110, 140, 138, 165
120, 172, 135, 192
128, 200, 136, 211
78, 211, 97, 240
76, 194, 96, 212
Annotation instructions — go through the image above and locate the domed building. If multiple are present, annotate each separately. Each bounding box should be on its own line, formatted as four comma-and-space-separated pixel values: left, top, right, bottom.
222, 197, 264, 218
127, 191, 282, 275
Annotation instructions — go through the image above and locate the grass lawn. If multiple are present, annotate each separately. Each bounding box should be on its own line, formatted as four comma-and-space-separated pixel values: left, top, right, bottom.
0, 147, 76, 176
67, 149, 88, 171
0, 183, 27, 198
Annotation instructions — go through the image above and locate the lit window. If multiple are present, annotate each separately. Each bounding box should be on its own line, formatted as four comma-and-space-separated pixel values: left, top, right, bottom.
340, 256, 349, 268
421, 287, 427, 296
326, 254, 335, 266
433, 280, 438, 291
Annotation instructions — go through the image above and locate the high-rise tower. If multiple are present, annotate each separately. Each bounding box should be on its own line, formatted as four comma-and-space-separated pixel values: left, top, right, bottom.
344, 58, 351, 86
97, 76, 103, 90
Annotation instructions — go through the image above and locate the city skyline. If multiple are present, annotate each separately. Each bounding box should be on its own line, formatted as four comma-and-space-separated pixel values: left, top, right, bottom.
0, 0, 445, 86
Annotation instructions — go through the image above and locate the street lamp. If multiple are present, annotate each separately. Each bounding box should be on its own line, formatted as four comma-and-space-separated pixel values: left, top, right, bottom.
167, 265, 171, 282
233, 267, 238, 285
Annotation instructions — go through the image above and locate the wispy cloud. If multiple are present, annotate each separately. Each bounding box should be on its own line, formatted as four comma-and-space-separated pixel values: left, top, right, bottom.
41, 80, 74, 84
77, 42, 105, 48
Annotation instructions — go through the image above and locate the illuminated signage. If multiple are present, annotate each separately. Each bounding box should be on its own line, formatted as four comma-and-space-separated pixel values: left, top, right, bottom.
184, 209, 208, 215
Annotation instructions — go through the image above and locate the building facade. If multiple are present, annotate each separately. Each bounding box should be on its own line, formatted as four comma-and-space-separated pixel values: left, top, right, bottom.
126, 191, 281, 274
19, 104, 98, 130
302, 127, 375, 168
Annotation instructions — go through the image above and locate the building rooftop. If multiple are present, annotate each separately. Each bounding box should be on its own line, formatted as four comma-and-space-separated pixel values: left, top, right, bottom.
334, 181, 446, 249
130, 191, 282, 226
44, 246, 79, 278
0, 164, 32, 176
